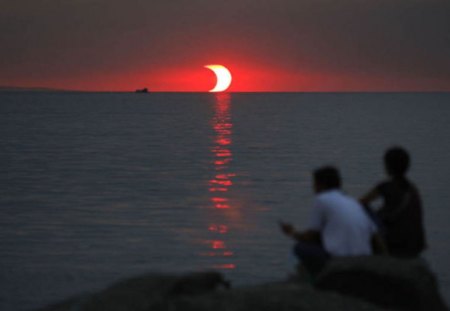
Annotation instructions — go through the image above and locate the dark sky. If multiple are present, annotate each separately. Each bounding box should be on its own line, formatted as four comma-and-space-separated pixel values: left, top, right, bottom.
1, 0, 449, 91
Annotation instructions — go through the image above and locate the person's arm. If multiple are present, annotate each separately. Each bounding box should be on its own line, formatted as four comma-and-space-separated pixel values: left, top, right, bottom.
280, 198, 323, 244
280, 222, 321, 243
360, 187, 380, 206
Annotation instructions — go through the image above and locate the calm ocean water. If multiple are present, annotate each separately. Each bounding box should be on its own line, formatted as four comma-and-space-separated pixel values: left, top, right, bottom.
1, 92, 450, 310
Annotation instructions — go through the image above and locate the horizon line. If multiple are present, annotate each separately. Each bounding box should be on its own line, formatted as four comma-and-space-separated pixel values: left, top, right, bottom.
1, 86, 449, 94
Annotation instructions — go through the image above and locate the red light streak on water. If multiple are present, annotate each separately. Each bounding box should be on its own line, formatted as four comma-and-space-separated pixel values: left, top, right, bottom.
209, 187, 228, 192
216, 138, 231, 146
211, 197, 227, 202
203, 93, 236, 270
208, 224, 228, 233
213, 263, 236, 270
200, 251, 234, 257
210, 180, 232, 186
215, 203, 230, 209
214, 159, 231, 166
211, 240, 225, 249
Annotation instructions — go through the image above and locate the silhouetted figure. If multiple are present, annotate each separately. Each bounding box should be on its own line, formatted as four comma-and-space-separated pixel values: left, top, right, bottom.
360, 147, 426, 258
135, 88, 148, 93
280, 166, 384, 277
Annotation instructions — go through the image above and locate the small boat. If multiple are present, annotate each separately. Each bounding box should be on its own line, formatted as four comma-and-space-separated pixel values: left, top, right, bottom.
135, 88, 149, 93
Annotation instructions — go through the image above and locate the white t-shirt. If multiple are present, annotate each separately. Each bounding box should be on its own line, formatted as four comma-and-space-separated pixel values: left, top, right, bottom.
308, 189, 377, 257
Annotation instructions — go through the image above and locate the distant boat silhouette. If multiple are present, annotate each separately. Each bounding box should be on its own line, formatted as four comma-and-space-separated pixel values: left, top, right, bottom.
135, 88, 149, 93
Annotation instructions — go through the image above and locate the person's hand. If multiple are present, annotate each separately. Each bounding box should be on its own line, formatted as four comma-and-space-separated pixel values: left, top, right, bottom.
279, 221, 295, 237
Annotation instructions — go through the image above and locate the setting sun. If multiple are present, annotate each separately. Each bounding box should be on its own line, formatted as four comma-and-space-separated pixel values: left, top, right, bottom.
204, 65, 232, 92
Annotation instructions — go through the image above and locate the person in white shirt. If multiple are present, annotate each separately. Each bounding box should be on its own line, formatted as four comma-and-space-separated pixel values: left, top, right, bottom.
280, 166, 385, 276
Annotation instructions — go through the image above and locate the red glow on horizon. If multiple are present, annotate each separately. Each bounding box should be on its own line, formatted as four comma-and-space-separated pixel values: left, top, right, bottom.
93, 61, 313, 92
8, 57, 450, 92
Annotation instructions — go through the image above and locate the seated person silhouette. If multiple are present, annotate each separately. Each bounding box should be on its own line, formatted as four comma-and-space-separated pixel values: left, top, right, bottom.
360, 147, 426, 258
280, 166, 384, 277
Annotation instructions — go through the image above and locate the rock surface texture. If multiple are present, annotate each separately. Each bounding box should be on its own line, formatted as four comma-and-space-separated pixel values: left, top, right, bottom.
315, 256, 447, 311
37, 257, 447, 311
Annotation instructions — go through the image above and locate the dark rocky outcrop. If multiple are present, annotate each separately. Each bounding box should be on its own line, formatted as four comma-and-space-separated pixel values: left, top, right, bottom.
172, 282, 385, 311
37, 257, 447, 311
38, 272, 228, 311
37, 274, 383, 311
315, 256, 447, 311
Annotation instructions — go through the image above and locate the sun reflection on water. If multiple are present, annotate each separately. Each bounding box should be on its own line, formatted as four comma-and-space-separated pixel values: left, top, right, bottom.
204, 93, 236, 270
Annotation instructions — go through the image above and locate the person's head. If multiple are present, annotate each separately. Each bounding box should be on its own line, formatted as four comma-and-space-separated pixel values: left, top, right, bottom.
313, 166, 341, 193
384, 146, 410, 178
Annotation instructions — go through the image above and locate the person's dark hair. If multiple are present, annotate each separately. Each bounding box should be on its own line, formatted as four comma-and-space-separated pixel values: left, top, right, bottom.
384, 146, 410, 177
314, 166, 341, 190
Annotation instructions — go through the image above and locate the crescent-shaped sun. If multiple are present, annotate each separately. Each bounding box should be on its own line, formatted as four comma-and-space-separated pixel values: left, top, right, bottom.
205, 64, 232, 92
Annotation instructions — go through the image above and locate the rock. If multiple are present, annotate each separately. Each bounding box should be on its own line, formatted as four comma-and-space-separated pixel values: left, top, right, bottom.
174, 282, 385, 311
37, 273, 180, 311
37, 271, 229, 311
38, 275, 384, 311
314, 256, 447, 311
37, 260, 447, 311
169, 271, 230, 296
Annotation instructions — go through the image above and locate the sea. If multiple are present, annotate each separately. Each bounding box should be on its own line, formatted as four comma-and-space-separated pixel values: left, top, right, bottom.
1, 92, 450, 310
